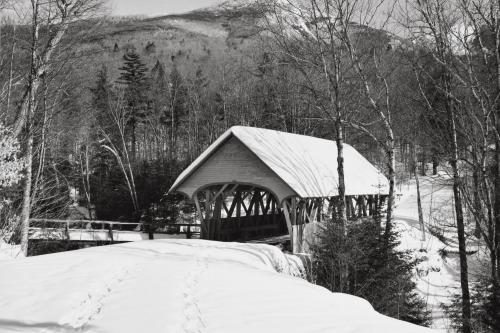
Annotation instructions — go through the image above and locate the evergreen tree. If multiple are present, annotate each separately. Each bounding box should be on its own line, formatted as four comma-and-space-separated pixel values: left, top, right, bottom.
151, 60, 168, 91
311, 217, 431, 327
117, 50, 150, 160
91, 66, 113, 128
166, 64, 187, 161
168, 64, 187, 130
151, 60, 169, 120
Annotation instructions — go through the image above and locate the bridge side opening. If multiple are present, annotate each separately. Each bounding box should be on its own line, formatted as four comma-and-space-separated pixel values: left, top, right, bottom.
193, 184, 288, 243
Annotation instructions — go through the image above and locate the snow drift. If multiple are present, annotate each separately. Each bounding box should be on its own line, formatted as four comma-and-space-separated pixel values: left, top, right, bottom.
0, 239, 432, 332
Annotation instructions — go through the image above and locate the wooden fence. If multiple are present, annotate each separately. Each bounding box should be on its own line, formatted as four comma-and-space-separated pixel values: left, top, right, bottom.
29, 219, 201, 242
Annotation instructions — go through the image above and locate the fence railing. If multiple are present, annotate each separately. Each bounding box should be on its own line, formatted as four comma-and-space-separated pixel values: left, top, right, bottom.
29, 219, 201, 241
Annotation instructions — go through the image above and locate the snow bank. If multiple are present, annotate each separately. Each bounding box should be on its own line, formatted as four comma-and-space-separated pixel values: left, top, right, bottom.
0, 239, 431, 333
0, 240, 23, 261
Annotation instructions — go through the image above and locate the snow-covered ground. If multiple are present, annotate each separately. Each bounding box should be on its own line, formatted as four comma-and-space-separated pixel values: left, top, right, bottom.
0, 240, 22, 261
0, 239, 432, 332
394, 172, 481, 332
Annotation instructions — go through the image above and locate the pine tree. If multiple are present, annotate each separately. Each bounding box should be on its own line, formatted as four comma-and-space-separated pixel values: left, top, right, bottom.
169, 65, 187, 129
91, 66, 112, 125
311, 217, 431, 327
167, 65, 187, 161
151, 60, 169, 118
117, 50, 149, 160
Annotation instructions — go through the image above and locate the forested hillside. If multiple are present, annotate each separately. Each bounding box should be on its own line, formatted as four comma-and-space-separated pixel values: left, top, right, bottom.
0, 2, 403, 222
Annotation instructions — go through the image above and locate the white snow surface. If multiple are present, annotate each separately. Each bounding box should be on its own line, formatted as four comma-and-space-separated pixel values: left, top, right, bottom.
170, 126, 389, 198
394, 172, 468, 332
0, 239, 432, 333
0, 240, 23, 261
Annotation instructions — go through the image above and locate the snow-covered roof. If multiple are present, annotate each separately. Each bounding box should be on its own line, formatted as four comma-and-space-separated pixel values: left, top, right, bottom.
170, 126, 389, 198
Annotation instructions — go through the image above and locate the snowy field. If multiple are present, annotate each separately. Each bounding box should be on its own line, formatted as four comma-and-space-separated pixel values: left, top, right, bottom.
0, 239, 432, 332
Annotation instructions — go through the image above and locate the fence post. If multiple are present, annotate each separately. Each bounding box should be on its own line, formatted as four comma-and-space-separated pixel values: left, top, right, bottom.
108, 223, 114, 243
64, 222, 70, 240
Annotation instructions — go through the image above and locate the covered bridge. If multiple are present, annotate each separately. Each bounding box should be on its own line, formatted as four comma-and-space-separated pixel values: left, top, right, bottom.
168, 126, 389, 253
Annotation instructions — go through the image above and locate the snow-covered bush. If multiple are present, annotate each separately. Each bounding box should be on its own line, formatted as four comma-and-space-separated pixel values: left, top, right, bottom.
0, 123, 24, 189
0, 123, 25, 241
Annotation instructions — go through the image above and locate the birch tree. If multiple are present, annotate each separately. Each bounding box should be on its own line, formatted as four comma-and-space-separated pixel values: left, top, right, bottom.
408, 1, 473, 331
13, 0, 105, 255
263, 0, 353, 227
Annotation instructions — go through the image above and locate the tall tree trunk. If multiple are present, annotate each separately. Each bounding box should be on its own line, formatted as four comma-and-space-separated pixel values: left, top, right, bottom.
413, 144, 425, 242
6, 25, 16, 114
335, 112, 347, 228
451, 158, 471, 333
472, 163, 482, 239
421, 150, 426, 176
432, 148, 439, 175
12, 0, 71, 137
131, 118, 136, 161
384, 132, 396, 240
20, 130, 33, 256
446, 80, 471, 333
20, 0, 40, 256
495, 8, 500, 291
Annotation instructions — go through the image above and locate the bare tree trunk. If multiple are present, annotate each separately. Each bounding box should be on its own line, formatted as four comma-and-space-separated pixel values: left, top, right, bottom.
472, 163, 482, 239
6, 25, 16, 114
494, 5, 500, 288
421, 150, 426, 176
20, 0, 40, 256
131, 119, 136, 161
415, 172, 425, 241
446, 82, 471, 333
413, 144, 425, 241
384, 135, 396, 240
335, 118, 347, 228
12, 0, 73, 137
20, 130, 33, 255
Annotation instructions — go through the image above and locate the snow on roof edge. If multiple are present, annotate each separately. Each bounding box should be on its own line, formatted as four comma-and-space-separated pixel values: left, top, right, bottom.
168, 127, 234, 195
168, 126, 389, 198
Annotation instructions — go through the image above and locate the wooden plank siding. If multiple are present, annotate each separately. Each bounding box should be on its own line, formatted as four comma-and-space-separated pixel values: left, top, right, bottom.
177, 136, 296, 203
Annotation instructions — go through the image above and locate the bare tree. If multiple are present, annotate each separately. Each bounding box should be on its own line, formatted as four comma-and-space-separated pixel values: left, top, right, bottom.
100, 91, 139, 212
13, 0, 106, 255
407, 1, 473, 331
262, 0, 353, 229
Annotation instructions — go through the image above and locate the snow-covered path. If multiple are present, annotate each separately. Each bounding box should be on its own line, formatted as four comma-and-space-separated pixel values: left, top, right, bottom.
394, 174, 461, 332
0, 239, 432, 333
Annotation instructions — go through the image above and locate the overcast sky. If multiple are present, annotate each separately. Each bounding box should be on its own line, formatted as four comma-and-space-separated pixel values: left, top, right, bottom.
109, 0, 223, 16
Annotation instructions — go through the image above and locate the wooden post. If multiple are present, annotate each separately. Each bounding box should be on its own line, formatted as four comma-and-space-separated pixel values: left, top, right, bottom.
361, 196, 368, 217
236, 190, 242, 231
290, 198, 302, 253
204, 190, 212, 240
213, 194, 223, 241
350, 196, 356, 218
356, 196, 362, 218
282, 200, 294, 251
193, 193, 205, 238
345, 196, 351, 220
108, 224, 114, 243
64, 221, 70, 240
